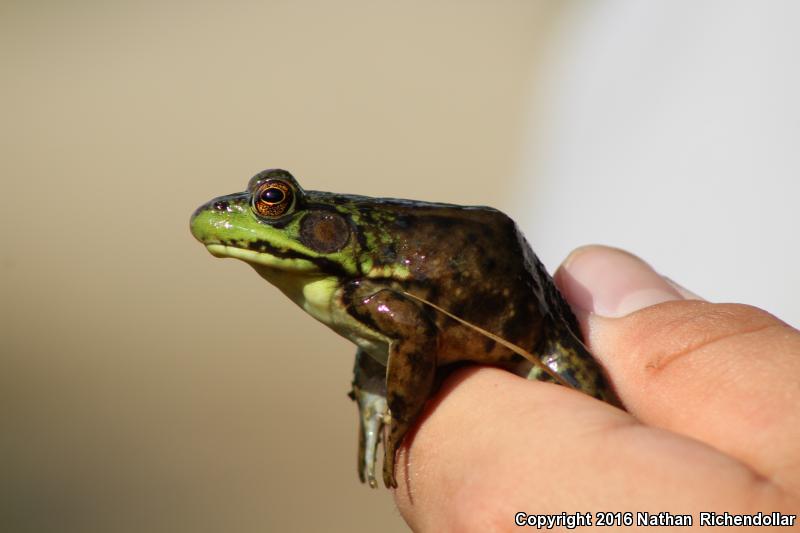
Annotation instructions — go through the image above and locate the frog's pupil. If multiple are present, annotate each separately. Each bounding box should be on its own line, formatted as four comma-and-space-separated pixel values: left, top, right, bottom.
261, 187, 284, 204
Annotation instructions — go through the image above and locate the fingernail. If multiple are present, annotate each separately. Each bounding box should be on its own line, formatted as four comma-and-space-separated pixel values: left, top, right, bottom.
557, 246, 684, 318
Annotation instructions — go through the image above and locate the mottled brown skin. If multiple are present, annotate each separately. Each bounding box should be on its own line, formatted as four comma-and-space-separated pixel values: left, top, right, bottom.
335, 198, 620, 486
190, 169, 620, 489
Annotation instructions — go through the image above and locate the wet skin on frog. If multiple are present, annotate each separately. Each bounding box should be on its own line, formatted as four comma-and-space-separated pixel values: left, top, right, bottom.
190, 169, 620, 488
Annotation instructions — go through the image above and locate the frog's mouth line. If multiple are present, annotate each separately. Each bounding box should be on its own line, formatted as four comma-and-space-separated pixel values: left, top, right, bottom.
206, 244, 319, 272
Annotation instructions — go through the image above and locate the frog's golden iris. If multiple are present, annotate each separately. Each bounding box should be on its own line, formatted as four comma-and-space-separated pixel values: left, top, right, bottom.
253, 179, 294, 218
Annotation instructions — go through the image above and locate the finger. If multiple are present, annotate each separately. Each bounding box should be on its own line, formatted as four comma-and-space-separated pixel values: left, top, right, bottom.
393, 367, 794, 531
556, 245, 800, 493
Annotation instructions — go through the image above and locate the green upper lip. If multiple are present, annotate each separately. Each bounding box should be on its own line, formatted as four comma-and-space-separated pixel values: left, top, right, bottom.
191, 186, 364, 278
191, 196, 322, 273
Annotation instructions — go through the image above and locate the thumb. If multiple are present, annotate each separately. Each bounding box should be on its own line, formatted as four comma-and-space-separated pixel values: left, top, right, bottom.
555, 245, 800, 494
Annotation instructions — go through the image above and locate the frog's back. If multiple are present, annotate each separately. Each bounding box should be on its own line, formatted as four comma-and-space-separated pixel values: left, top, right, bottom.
319, 195, 550, 354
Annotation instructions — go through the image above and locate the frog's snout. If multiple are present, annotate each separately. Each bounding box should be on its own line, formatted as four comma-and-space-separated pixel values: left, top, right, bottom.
190, 201, 216, 243
190, 201, 224, 244
190, 192, 250, 244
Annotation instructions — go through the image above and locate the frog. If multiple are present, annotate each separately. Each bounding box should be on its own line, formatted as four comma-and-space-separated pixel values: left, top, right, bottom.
190, 168, 620, 489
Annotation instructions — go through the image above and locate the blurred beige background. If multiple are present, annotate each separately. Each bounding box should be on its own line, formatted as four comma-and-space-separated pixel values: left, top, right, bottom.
1, 2, 556, 532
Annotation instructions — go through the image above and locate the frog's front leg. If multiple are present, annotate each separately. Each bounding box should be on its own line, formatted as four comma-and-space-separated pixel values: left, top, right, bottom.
351, 289, 437, 488
349, 349, 388, 488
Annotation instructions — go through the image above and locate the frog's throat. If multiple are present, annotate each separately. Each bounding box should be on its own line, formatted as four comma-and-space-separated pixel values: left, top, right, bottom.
206, 244, 319, 272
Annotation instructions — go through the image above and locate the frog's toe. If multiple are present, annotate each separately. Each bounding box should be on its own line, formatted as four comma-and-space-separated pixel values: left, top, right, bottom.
382, 452, 398, 489
353, 387, 388, 488
361, 430, 379, 490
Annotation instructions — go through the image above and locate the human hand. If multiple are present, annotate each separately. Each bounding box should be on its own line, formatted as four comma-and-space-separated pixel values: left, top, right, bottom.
393, 245, 800, 531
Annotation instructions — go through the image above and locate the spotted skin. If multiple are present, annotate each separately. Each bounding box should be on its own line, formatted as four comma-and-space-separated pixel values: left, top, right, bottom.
190, 169, 622, 489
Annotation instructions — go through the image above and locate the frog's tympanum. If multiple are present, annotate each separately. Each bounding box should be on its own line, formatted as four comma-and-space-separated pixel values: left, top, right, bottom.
190, 169, 620, 488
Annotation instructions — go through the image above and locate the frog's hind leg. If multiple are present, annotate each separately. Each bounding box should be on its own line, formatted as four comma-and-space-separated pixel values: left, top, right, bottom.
525, 337, 582, 388
529, 324, 621, 406
349, 349, 388, 488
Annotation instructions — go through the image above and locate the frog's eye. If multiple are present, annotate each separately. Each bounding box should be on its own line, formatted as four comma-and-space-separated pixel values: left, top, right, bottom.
253, 179, 295, 218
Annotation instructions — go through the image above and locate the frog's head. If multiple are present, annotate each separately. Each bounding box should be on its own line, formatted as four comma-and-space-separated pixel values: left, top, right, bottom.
190, 169, 361, 278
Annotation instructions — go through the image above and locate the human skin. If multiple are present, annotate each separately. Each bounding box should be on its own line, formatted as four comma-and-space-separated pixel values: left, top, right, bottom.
392, 245, 800, 532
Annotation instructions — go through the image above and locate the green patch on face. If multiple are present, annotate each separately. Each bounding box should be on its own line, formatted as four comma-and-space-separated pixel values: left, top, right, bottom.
191, 200, 361, 276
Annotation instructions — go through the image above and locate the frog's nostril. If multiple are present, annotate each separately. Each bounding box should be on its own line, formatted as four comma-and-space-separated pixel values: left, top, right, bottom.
213, 200, 229, 211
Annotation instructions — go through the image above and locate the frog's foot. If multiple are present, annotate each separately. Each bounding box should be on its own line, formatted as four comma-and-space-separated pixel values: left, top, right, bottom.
529, 327, 623, 407
351, 385, 389, 488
